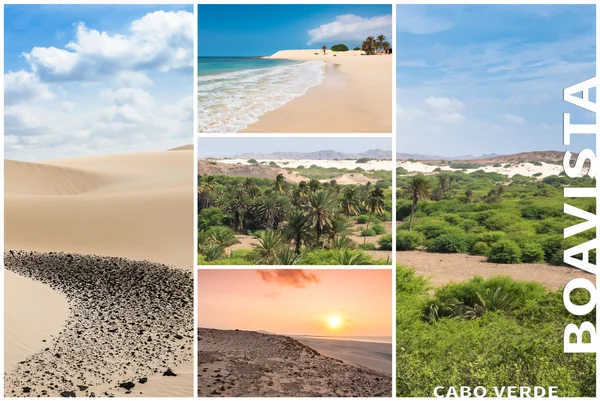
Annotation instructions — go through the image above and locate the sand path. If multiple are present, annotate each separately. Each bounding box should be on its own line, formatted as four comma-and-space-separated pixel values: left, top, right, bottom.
397, 251, 596, 290
4, 149, 194, 397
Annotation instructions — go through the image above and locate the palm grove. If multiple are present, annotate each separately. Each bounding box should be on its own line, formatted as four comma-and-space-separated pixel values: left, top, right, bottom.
197, 171, 392, 265
321, 34, 390, 55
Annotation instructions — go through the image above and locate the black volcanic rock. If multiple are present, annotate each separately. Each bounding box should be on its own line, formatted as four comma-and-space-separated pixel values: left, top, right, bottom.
4, 251, 194, 397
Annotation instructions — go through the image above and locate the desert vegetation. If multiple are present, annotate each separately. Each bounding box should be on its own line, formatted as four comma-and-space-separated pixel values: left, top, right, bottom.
396, 168, 596, 265
197, 168, 392, 265
396, 266, 595, 397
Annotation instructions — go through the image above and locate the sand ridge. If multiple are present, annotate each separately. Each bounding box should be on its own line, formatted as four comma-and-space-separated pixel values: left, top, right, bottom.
4, 251, 194, 397
5, 150, 193, 268
198, 328, 392, 397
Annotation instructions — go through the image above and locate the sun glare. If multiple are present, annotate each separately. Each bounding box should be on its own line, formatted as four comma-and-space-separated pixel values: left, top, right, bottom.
327, 315, 342, 329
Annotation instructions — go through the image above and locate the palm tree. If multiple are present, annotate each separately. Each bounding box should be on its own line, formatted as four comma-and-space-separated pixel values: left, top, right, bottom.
322, 45, 327, 54
328, 214, 353, 246
404, 176, 432, 231
254, 193, 288, 230
274, 173, 286, 194
307, 190, 338, 247
340, 187, 361, 217
377, 35, 386, 53
197, 176, 217, 209
251, 230, 286, 265
363, 188, 385, 244
362, 36, 376, 55
382, 41, 390, 53
283, 210, 311, 254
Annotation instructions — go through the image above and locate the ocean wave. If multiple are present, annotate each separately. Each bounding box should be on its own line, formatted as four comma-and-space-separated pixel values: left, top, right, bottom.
198, 61, 325, 133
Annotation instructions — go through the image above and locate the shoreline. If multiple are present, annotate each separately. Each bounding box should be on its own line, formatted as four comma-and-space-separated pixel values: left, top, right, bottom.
202, 49, 391, 134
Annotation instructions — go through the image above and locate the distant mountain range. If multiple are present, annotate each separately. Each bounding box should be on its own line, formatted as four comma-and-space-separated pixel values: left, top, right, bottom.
397, 150, 565, 164
231, 149, 392, 160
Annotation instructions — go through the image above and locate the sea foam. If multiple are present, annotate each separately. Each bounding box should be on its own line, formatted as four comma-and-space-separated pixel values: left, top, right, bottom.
198, 61, 325, 133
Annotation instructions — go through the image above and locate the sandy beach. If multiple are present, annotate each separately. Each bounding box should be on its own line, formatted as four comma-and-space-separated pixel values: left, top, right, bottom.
240, 50, 391, 133
197, 328, 392, 397
4, 149, 194, 397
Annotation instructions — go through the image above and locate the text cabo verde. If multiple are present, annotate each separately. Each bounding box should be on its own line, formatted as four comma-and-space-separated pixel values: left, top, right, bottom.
433, 386, 558, 398
562, 77, 598, 353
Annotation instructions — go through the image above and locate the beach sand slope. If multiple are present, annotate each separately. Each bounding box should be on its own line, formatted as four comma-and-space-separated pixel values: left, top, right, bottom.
241, 50, 391, 133
198, 328, 392, 397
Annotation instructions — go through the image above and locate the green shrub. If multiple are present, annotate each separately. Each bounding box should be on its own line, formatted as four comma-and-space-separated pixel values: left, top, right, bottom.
247, 158, 258, 164
428, 233, 472, 254
475, 231, 506, 245
533, 172, 543, 177
353, 46, 360, 51
493, 163, 502, 167
356, 157, 372, 163
357, 214, 370, 224
331, 44, 349, 51
197, 207, 225, 231
488, 240, 522, 264
359, 243, 376, 251
397, 231, 426, 251
471, 241, 491, 256
378, 234, 393, 250
520, 242, 545, 263
361, 228, 376, 237
372, 224, 386, 235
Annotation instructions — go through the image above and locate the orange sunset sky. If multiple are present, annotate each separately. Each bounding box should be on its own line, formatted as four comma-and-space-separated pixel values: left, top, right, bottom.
197, 269, 392, 337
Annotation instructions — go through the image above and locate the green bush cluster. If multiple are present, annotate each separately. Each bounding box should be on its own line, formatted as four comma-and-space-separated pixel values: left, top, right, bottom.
396, 266, 596, 397
395, 170, 596, 265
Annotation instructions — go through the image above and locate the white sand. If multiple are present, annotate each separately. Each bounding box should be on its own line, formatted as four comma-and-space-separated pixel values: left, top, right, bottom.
397, 161, 565, 178
219, 158, 392, 171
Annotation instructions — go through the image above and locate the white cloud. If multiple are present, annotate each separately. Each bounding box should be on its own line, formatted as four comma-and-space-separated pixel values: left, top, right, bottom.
23, 10, 193, 82
4, 9, 193, 161
504, 113, 526, 124
4, 71, 54, 105
307, 14, 392, 45
397, 7, 453, 35
400, 96, 466, 126
100, 88, 155, 108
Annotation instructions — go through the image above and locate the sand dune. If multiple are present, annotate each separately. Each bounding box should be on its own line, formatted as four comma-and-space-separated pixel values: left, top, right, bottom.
4, 160, 113, 195
219, 158, 392, 171
198, 328, 391, 397
4, 270, 70, 369
5, 151, 193, 267
397, 160, 566, 178
4, 149, 194, 397
241, 50, 392, 133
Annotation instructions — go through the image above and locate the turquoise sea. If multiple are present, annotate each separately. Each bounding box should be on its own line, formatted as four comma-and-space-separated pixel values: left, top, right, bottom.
198, 56, 325, 133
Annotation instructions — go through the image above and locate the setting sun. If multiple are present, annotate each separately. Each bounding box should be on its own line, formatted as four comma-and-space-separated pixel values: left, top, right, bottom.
327, 315, 342, 329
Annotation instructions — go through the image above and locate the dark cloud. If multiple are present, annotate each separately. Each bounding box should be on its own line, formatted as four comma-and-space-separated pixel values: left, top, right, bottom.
256, 270, 320, 289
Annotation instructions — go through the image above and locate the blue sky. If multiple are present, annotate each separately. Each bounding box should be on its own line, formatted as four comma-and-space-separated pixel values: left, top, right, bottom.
198, 4, 392, 57
4, 4, 193, 160
197, 137, 391, 157
397, 5, 596, 157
